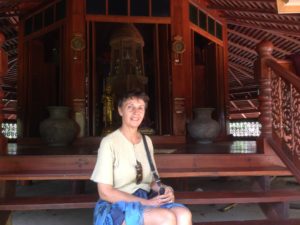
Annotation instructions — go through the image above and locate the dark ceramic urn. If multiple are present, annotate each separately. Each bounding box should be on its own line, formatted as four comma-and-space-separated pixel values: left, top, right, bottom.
40, 106, 78, 146
187, 108, 220, 143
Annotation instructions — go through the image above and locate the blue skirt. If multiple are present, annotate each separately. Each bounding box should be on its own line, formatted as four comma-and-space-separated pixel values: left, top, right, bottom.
93, 189, 185, 225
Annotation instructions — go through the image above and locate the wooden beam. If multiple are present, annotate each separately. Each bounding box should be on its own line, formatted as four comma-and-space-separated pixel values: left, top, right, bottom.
229, 109, 260, 115
247, 99, 258, 109
224, 15, 300, 27
229, 55, 253, 69
230, 101, 240, 110
228, 28, 259, 43
230, 97, 258, 102
229, 68, 244, 87
230, 63, 254, 79
229, 41, 257, 56
230, 62, 254, 75
229, 52, 256, 65
227, 19, 300, 37
230, 85, 259, 94
229, 29, 292, 56
208, 5, 276, 14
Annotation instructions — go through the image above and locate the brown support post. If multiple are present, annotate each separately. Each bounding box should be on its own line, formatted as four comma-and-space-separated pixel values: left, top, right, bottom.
0, 33, 7, 154
170, 0, 192, 135
0, 33, 13, 225
256, 41, 274, 153
66, 0, 86, 135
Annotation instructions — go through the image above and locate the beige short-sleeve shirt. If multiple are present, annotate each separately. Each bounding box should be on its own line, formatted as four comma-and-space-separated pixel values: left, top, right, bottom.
90, 129, 157, 194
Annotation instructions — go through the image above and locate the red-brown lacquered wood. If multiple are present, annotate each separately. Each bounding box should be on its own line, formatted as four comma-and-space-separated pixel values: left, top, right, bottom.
0, 194, 98, 211
175, 190, 300, 205
0, 154, 291, 180
256, 41, 274, 138
1, 189, 300, 211
193, 219, 300, 225
0, 33, 7, 155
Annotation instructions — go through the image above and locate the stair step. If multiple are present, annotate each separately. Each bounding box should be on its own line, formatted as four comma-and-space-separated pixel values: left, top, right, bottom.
193, 219, 300, 225
176, 190, 300, 205
0, 195, 98, 211
2, 189, 300, 211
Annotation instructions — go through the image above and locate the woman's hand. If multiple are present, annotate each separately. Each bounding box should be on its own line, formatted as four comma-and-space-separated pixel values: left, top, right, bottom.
163, 185, 175, 203
147, 185, 175, 206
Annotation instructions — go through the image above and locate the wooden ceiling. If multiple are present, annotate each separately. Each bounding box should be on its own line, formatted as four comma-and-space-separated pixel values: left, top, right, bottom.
0, 0, 300, 120
207, 0, 300, 119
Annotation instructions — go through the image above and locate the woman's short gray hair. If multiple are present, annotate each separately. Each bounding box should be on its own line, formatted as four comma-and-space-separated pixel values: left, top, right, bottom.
117, 90, 149, 108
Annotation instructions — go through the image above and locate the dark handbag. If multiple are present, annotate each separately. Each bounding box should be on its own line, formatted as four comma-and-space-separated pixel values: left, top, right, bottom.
141, 134, 165, 196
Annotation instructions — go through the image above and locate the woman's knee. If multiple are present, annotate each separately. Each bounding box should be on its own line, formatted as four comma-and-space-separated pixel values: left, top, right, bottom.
144, 208, 177, 225
172, 207, 193, 224
163, 210, 177, 225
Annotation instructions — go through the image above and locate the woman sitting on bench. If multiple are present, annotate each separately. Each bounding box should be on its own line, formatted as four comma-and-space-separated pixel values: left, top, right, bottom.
91, 90, 192, 225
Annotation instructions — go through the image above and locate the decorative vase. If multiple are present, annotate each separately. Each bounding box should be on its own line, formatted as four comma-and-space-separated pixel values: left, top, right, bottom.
187, 107, 220, 143
39, 106, 78, 146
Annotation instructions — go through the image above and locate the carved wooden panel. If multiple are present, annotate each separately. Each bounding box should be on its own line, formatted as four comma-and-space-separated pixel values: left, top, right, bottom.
271, 73, 281, 137
271, 73, 300, 161
292, 86, 300, 160
281, 79, 293, 151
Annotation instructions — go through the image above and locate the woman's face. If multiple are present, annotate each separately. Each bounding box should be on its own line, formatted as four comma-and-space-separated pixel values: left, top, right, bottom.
118, 97, 146, 129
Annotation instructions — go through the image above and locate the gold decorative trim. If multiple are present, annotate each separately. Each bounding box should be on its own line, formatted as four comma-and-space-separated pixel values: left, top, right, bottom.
71, 34, 85, 51
172, 35, 185, 54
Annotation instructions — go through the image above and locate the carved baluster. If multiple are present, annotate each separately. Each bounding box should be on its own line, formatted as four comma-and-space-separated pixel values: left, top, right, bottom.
0, 33, 7, 155
256, 41, 274, 138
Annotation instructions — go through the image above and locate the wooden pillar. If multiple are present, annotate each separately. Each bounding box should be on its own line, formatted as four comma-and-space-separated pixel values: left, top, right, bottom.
257, 41, 274, 138
170, 0, 192, 135
219, 24, 229, 139
0, 33, 7, 154
65, 0, 86, 135
0, 32, 14, 225
256, 41, 274, 153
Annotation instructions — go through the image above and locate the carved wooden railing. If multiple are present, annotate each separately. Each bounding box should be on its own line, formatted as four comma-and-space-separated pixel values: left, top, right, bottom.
257, 41, 300, 182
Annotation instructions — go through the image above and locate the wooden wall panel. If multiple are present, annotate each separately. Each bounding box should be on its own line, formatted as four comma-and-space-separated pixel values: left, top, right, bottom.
154, 24, 172, 134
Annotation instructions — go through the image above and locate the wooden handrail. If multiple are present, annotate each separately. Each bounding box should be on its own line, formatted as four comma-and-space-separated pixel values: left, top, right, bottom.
256, 41, 300, 182
265, 58, 300, 92
267, 133, 300, 183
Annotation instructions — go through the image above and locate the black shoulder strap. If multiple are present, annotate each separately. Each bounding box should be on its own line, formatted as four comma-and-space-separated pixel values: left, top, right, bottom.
141, 134, 162, 185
